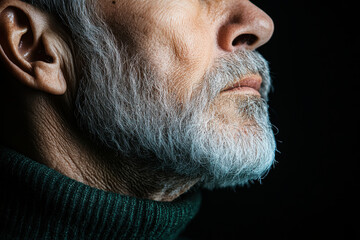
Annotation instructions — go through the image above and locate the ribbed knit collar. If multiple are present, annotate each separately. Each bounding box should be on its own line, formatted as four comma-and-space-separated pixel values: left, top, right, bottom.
0, 146, 201, 240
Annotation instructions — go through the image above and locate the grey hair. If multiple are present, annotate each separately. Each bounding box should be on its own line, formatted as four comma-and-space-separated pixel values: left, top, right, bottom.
21, 0, 131, 139
21, 0, 122, 97
22, 0, 276, 188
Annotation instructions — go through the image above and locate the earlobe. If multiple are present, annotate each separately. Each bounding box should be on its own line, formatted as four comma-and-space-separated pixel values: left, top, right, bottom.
0, 2, 67, 95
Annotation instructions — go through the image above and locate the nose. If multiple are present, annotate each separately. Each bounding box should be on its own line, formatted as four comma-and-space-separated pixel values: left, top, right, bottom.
218, 1, 274, 52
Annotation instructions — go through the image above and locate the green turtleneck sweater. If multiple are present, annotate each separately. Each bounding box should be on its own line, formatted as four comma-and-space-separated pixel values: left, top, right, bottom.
0, 146, 201, 240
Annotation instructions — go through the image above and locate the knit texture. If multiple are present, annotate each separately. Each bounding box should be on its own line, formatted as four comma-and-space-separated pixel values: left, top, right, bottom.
0, 146, 201, 240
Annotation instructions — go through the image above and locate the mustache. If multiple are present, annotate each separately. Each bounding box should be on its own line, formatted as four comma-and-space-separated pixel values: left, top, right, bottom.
203, 50, 272, 100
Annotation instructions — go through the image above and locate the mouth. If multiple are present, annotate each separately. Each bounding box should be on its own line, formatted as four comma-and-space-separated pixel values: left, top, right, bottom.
221, 74, 262, 96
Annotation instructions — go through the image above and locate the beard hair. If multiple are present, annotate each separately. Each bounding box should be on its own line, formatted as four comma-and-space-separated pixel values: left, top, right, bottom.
73, 9, 276, 189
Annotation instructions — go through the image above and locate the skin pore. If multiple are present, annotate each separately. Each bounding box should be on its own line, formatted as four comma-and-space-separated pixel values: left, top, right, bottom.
99, 0, 273, 103
0, 0, 274, 201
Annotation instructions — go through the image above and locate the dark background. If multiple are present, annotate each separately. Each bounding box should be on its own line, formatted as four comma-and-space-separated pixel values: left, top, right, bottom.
184, 1, 360, 239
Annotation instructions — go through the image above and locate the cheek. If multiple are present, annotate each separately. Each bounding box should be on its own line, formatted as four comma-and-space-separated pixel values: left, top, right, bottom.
134, 1, 216, 101
151, 22, 215, 102
102, 0, 216, 102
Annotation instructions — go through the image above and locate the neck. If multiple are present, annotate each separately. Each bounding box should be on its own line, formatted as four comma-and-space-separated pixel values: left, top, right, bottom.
0, 145, 202, 240
2, 90, 198, 202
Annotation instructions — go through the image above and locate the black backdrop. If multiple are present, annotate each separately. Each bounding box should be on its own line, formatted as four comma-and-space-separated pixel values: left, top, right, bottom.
183, 1, 360, 239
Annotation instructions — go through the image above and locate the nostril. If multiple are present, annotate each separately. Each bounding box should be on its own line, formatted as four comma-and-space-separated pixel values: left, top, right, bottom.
232, 34, 258, 47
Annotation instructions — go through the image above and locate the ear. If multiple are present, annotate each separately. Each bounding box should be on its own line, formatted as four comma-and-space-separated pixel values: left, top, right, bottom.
0, 0, 67, 95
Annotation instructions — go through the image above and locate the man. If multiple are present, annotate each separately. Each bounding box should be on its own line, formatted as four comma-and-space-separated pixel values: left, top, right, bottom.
0, 0, 276, 239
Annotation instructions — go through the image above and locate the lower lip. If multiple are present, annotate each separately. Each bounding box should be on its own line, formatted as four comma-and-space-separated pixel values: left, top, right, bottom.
222, 87, 261, 97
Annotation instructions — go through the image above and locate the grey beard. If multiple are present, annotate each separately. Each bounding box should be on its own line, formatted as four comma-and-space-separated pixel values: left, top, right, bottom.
72, 9, 276, 188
